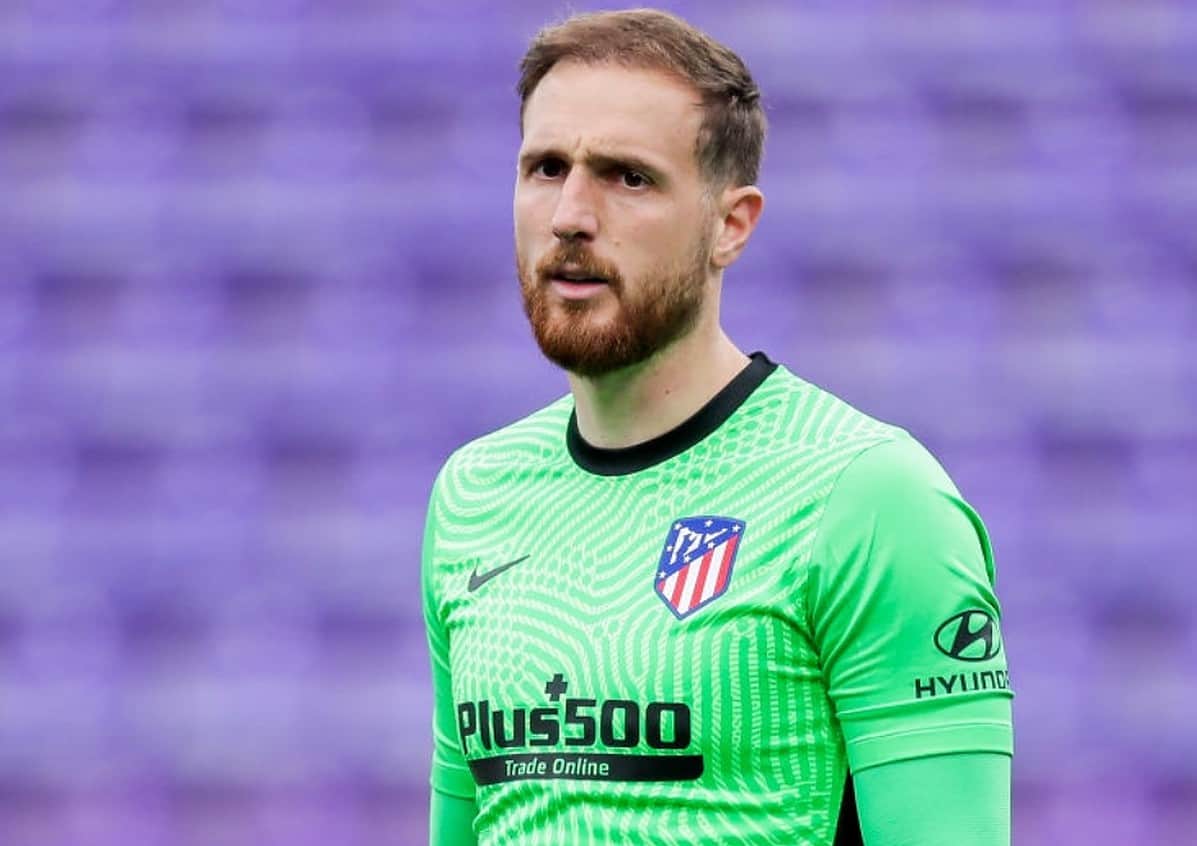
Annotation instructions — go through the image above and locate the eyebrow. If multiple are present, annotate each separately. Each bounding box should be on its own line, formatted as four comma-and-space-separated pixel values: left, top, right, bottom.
518, 147, 669, 185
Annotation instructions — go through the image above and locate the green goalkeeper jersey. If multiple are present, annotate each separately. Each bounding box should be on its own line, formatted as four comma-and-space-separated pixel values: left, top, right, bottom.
422, 353, 1013, 845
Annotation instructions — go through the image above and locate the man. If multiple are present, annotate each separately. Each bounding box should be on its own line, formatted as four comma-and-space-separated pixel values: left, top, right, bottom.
422, 9, 1012, 845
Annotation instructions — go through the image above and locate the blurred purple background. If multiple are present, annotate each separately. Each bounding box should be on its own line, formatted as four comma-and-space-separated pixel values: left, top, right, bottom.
1, 1, 1195, 843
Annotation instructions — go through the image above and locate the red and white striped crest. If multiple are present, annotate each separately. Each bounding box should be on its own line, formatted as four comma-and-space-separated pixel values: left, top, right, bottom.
654, 516, 744, 619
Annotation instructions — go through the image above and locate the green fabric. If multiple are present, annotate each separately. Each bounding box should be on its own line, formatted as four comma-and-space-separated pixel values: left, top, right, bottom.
423, 493, 475, 800
428, 755, 1010, 845
855, 753, 1010, 845
422, 362, 1012, 844
807, 438, 1013, 774
429, 789, 478, 846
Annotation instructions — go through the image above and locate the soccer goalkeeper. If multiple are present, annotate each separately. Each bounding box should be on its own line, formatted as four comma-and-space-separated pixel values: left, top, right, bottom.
422, 9, 1012, 844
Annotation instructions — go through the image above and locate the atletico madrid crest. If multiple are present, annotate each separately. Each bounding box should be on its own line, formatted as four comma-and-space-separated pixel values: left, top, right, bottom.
654, 516, 745, 619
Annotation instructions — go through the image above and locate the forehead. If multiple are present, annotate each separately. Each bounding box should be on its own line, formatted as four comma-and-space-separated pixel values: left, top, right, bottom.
521, 61, 705, 173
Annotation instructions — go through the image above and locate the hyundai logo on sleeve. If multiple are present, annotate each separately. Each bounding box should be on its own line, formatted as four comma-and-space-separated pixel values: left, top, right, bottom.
934, 610, 1002, 662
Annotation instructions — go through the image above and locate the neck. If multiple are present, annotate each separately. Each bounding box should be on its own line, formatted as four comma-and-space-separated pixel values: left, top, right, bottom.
567, 317, 749, 449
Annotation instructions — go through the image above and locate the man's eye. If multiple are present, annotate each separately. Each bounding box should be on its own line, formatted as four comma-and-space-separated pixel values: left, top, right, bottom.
534, 159, 565, 178
621, 170, 650, 189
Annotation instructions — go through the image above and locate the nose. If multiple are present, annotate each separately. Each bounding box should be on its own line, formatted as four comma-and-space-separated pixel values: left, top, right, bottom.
550, 169, 598, 241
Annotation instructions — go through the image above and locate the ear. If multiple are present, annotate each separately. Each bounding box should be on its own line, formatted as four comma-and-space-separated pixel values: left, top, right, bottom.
711, 185, 765, 269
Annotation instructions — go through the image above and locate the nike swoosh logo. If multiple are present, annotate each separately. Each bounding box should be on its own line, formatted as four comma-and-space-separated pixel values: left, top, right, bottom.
467, 555, 529, 592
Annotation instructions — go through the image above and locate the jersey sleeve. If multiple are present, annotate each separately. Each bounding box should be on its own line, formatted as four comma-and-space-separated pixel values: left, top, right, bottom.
429, 788, 479, 846
854, 752, 1011, 845
423, 474, 480, 800
805, 436, 1013, 774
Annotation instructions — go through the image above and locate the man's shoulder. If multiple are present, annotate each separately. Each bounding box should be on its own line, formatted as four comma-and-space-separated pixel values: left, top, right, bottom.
763, 368, 970, 515
438, 393, 574, 479
761, 364, 907, 450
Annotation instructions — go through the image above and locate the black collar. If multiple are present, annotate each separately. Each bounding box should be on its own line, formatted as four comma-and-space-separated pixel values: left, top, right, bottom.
566, 352, 777, 476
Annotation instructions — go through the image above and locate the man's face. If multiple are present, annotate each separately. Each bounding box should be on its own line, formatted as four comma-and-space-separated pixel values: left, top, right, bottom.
514, 62, 717, 378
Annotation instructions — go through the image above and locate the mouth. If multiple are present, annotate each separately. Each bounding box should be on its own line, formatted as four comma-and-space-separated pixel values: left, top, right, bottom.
545, 267, 611, 301
547, 267, 609, 286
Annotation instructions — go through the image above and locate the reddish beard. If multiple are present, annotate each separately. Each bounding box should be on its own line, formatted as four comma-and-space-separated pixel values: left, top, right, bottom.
518, 238, 711, 378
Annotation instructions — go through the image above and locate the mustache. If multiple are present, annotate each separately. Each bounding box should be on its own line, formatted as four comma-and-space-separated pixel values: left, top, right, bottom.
534, 244, 623, 289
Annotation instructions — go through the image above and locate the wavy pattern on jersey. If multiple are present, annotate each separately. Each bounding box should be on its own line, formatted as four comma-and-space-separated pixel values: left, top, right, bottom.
426, 367, 903, 845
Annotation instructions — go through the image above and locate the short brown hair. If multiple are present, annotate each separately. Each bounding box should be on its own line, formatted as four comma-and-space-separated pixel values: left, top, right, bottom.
517, 8, 766, 189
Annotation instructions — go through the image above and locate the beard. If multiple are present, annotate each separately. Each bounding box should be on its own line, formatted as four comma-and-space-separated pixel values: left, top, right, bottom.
517, 233, 712, 378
